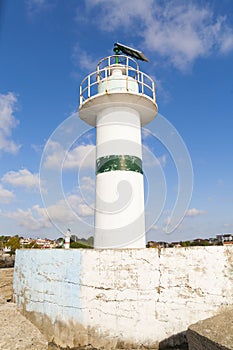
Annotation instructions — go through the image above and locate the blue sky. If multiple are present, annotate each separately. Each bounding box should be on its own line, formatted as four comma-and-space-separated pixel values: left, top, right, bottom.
0, 0, 233, 242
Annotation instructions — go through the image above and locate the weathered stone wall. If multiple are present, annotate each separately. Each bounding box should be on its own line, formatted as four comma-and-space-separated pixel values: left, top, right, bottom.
13, 246, 233, 349
187, 309, 233, 350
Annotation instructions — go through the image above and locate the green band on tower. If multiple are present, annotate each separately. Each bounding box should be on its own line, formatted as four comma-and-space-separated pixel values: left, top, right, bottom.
96, 155, 143, 175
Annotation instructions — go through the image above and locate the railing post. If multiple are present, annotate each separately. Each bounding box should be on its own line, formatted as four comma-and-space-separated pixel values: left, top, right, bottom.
141, 73, 144, 95
88, 74, 90, 99
126, 57, 129, 91
152, 81, 155, 102
108, 56, 111, 76
97, 64, 100, 84
80, 84, 82, 105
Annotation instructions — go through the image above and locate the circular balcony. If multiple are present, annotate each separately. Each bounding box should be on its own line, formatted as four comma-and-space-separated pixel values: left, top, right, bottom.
79, 55, 156, 107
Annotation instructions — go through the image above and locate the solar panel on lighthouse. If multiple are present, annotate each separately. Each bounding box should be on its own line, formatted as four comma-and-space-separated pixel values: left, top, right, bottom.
114, 42, 149, 62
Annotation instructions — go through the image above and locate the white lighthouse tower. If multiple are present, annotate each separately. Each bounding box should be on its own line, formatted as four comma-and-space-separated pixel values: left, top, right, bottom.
79, 43, 158, 248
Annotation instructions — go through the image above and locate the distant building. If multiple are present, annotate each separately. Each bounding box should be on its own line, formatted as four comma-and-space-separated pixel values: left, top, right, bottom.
216, 233, 233, 244
223, 241, 233, 246
20, 238, 31, 246
146, 241, 169, 248
3, 246, 11, 253
208, 237, 217, 244
171, 242, 181, 248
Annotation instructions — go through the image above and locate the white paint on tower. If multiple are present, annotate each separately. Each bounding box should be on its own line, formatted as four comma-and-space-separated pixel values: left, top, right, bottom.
79, 53, 158, 248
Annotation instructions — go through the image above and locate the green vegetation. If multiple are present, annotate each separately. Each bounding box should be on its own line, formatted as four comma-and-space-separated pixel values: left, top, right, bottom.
0, 235, 94, 251
147, 238, 223, 248
0, 235, 10, 249
55, 237, 64, 248
70, 235, 93, 249
70, 241, 93, 249
6, 235, 21, 254
180, 241, 191, 247
76, 236, 94, 247
190, 240, 210, 247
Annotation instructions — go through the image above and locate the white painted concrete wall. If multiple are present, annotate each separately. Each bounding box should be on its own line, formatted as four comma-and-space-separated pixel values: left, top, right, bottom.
13, 246, 233, 349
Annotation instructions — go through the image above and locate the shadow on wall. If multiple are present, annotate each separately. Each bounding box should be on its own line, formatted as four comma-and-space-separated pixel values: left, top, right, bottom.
47, 333, 189, 350
159, 331, 188, 350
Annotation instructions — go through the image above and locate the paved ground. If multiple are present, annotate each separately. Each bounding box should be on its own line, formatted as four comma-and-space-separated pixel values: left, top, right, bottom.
0, 300, 48, 350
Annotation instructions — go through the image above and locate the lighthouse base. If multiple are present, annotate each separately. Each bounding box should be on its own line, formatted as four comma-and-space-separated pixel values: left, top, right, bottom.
13, 247, 233, 349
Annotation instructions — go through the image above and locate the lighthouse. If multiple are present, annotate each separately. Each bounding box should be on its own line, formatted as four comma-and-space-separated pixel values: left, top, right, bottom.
79, 43, 158, 248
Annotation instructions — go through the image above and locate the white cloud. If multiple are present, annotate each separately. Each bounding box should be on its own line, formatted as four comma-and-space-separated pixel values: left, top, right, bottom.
4, 203, 67, 231
0, 185, 14, 204
31, 143, 44, 154
4, 191, 94, 231
159, 154, 167, 168
164, 216, 171, 226
26, 0, 52, 15
148, 5, 233, 70
2, 169, 39, 189
143, 145, 167, 168
42, 140, 63, 169
65, 193, 94, 217
82, 0, 233, 70
72, 43, 97, 72
42, 199, 76, 223
65, 144, 95, 169
142, 129, 151, 140
185, 208, 206, 217
76, 203, 94, 217
43, 140, 95, 170
27, 0, 47, 4
84, 0, 153, 29
0, 92, 21, 155
4, 205, 51, 231
220, 31, 233, 53
149, 224, 160, 231
162, 207, 206, 231
79, 176, 95, 193
223, 223, 232, 228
